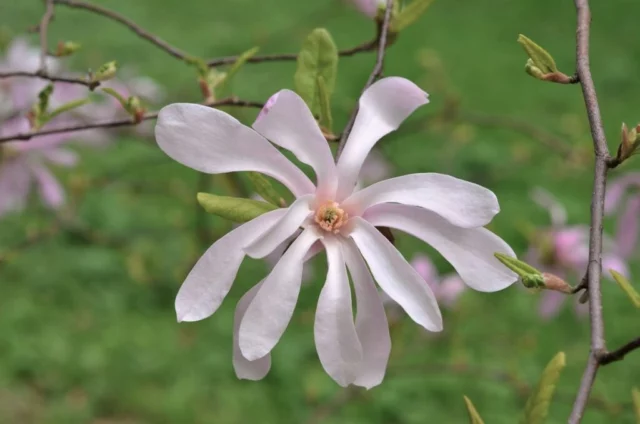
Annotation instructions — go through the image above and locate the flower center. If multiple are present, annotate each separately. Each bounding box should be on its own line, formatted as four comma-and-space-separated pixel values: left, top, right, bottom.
314, 201, 348, 234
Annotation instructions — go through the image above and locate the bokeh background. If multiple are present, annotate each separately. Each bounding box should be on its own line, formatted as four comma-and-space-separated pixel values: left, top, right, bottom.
1, 0, 640, 422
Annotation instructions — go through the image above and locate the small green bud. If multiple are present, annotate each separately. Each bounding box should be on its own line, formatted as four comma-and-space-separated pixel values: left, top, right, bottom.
616, 122, 640, 163
518, 35, 573, 84
125, 96, 145, 123
55, 41, 81, 57
92, 61, 117, 83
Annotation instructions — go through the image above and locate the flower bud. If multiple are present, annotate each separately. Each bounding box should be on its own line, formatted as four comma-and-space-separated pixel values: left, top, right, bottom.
617, 122, 640, 162
92, 61, 117, 83
541, 273, 573, 294
55, 41, 81, 57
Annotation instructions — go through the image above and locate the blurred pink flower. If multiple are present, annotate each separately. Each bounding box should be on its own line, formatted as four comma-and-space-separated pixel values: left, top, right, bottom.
0, 117, 78, 217
410, 254, 465, 308
527, 188, 629, 319
348, 0, 385, 18
606, 173, 640, 259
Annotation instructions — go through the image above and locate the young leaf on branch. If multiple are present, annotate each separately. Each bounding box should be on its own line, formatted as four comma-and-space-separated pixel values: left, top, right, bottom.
463, 396, 486, 424
294, 28, 338, 120
196, 193, 277, 223
610, 269, 640, 308
521, 352, 566, 424
517, 35, 573, 84
392, 0, 436, 32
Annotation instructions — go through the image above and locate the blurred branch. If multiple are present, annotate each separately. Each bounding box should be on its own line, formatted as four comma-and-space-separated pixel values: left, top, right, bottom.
599, 337, 640, 365
52, 0, 192, 62
38, 0, 55, 74
336, 0, 394, 159
569, 0, 622, 421
0, 97, 264, 143
206, 39, 377, 67
0, 70, 99, 89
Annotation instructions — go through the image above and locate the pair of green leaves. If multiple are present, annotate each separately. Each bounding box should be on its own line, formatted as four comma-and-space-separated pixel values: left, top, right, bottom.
517, 35, 572, 84
390, 0, 436, 32
30, 84, 90, 130
464, 352, 566, 424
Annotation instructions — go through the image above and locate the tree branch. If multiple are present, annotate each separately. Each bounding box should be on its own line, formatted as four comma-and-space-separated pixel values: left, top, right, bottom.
599, 337, 640, 365
0, 70, 99, 89
53, 0, 192, 62
568, 0, 616, 422
0, 97, 264, 143
335, 0, 394, 159
39, 0, 55, 74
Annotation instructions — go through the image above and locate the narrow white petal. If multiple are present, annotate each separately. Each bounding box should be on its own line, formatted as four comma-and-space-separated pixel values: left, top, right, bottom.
244, 195, 313, 259
239, 227, 322, 361
315, 236, 363, 387
155, 103, 314, 197
341, 238, 391, 389
253, 90, 338, 197
364, 204, 517, 292
233, 281, 271, 380
343, 173, 499, 228
336, 77, 428, 199
349, 217, 442, 331
175, 209, 286, 322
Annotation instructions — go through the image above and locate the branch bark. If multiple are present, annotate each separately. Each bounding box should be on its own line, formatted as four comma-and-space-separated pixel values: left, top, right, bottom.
0, 70, 99, 89
599, 337, 640, 365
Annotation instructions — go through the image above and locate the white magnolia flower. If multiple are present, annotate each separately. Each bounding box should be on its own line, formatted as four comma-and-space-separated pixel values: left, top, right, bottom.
155, 77, 517, 388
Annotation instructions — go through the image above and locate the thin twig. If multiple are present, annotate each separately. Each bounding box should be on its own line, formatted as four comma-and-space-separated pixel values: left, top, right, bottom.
568, 0, 615, 422
599, 337, 640, 365
206, 39, 377, 67
0, 71, 99, 89
38, 0, 55, 74
0, 97, 264, 144
53, 0, 192, 61
335, 0, 394, 159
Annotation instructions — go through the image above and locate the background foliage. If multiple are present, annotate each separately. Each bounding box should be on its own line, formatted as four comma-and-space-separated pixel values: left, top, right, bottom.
1, 0, 639, 422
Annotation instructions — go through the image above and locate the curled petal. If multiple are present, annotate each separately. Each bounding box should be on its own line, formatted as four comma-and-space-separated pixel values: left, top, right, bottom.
336, 77, 428, 199
253, 90, 337, 197
233, 281, 271, 380
244, 195, 313, 259
155, 103, 315, 197
344, 173, 500, 228
349, 217, 442, 331
315, 236, 362, 387
342, 238, 391, 389
364, 204, 517, 292
175, 209, 286, 322
239, 227, 322, 361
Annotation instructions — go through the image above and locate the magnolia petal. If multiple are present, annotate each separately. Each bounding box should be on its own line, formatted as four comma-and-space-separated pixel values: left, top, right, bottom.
341, 238, 391, 389
31, 163, 64, 209
315, 236, 363, 387
615, 196, 640, 259
239, 227, 322, 361
42, 148, 79, 167
155, 103, 314, 197
349, 217, 442, 331
253, 90, 337, 197
244, 195, 313, 259
438, 275, 466, 307
0, 160, 31, 216
336, 77, 428, 199
410, 254, 438, 286
175, 209, 286, 322
364, 204, 517, 292
233, 281, 271, 380
350, 0, 382, 17
343, 173, 500, 228
605, 173, 640, 214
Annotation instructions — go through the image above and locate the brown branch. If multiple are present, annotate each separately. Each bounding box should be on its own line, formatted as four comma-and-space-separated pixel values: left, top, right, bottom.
53, 0, 192, 62
39, 0, 55, 74
206, 39, 377, 67
0, 71, 99, 89
335, 0, 394, 159
0, 97, 264, 144
568, 0, 617, 422
599, 337, 640, 365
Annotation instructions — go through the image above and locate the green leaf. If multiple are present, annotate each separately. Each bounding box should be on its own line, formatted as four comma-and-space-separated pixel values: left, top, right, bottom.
196, 193, 277, 223
521, 352, 566, 424
247, 172, 284, 207
463, 396, 485, 424
610, 270, 640, 308
517, 35, 558, 74
632, 388, 640, 422
42, 98, 91, 125
392, 0, 436, 32
218, 46, 259, 91
294, 28, 338, 118
316, 75, 333, 131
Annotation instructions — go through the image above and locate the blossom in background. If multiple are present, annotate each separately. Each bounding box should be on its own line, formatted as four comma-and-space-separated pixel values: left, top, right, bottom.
155, 76, 517, 388
348, 0, 385, 18
606, 172, 640, 260
526, 188, 629, 319
0, 117, 78, 217
410, 254, 465, 308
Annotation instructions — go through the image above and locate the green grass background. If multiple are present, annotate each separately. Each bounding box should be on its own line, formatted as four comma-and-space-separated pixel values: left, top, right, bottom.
1, 0, 640, 422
